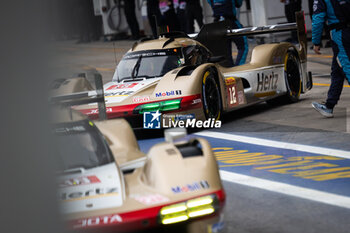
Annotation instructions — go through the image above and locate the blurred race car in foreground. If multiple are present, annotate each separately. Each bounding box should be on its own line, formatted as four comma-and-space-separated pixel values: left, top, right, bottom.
54, 12, 311, 128
51, 82, 225, 233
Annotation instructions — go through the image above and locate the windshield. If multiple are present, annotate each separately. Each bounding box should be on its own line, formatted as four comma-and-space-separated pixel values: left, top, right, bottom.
113, 48, 183, 81
53, 120, 114, 171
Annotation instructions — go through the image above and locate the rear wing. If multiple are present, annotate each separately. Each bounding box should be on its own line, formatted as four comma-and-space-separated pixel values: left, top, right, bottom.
191, 11, 307, 65
50, 72, 107, 120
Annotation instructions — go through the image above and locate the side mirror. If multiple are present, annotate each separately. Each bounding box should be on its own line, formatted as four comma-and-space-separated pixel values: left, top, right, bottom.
208, 56, 225, 63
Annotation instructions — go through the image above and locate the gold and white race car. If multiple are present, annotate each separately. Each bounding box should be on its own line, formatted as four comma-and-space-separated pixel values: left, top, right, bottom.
56, 12, 311, 128
52, 92, 225, 233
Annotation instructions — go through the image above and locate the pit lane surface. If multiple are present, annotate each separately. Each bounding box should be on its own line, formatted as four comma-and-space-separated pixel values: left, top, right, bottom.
138, 128, 350, 233
57, 40, 350, 232
136, 66, 350, 232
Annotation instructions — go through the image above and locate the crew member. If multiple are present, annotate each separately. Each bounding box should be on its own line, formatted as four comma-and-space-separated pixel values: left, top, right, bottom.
147, 0, 163, 37
207, 0, 248, 66
308, 0, 331, 47
280, 0, 302, 43
159, 0, 180, 32
174, 0, 187, 32
311, 0, 350, 118
123, 0, 140, 40
185, 0, 204, 33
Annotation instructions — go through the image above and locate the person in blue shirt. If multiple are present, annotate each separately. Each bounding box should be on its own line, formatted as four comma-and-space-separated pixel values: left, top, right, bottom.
311, 0, 350, 118
207, 0, 248, 66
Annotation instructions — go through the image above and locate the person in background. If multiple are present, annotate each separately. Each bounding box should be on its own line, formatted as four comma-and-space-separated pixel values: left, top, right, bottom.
174, 0, 187, 32
147, 0, 163, 37
185, 0, 204, 33
308, 0, 331, 48
280, 0, 302, 43
159, 0, 180, 32
123, 0, 140, 40
207, 0, 248, 66
311, 0, 350, 118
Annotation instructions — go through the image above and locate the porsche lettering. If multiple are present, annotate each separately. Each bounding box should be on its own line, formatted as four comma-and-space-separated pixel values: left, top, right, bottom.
256, 72, 278, 92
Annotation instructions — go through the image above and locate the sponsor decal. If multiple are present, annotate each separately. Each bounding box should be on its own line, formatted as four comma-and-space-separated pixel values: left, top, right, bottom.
143, 110, 161, 129
225, 77, 241, 108
133, 96, 150, 103
60, 187, 118, 201
60, 176, 100, 188
105, 91, 134, 97
134, 194, 169, 205
192, 98, 202, 104
106, 83, 138, 90
88, 108, 113, 115
237, 91, 245, 105
171, 180, 210, 194
155, 90, 182, 98
225, 77, 236, 86
73, 214, 122, 229
256, 72, 278, 92
256, 72, 278, 91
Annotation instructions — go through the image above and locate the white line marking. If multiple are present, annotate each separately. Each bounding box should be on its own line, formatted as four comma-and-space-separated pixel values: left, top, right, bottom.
195, 131, 350, 159
220, 170, 350, 209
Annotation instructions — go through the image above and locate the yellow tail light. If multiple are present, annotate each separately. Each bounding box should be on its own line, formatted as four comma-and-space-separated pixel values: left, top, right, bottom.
188, 206, 215, 218
160, 195, 216, 225
160, 203, 187, 215
162, 214, 189, 225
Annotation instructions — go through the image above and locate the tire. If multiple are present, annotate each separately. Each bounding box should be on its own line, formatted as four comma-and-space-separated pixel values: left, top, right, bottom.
267, 50, 302, 105
202, 68, 222, 120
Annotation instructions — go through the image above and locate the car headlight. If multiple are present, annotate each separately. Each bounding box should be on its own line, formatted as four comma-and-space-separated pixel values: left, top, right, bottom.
134, 99, 181, 114
159, 195, 216, 225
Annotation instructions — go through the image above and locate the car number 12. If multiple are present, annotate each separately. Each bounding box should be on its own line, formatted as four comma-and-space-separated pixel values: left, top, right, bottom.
229, 86, 237, 104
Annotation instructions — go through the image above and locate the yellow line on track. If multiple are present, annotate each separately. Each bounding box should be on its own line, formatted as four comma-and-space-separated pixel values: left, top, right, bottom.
307, 54, 333, 58
314, 82, 350, 88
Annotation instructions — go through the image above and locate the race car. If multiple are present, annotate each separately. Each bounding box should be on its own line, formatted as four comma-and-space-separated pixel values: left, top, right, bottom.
51, 89, 225, 233
55, 12, 312, 128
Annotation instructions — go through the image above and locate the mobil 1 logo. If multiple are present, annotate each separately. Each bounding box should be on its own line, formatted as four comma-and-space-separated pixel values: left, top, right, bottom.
256, 72, 278, 92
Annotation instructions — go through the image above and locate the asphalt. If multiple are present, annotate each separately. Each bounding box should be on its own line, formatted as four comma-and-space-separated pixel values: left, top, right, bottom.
222, 181, 350, 233
56, 38, 350, 233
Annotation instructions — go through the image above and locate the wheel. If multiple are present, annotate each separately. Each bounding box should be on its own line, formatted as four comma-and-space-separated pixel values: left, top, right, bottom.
202, 69, 222, 120
284, 50, 302, 102
267, 50, 302, 105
